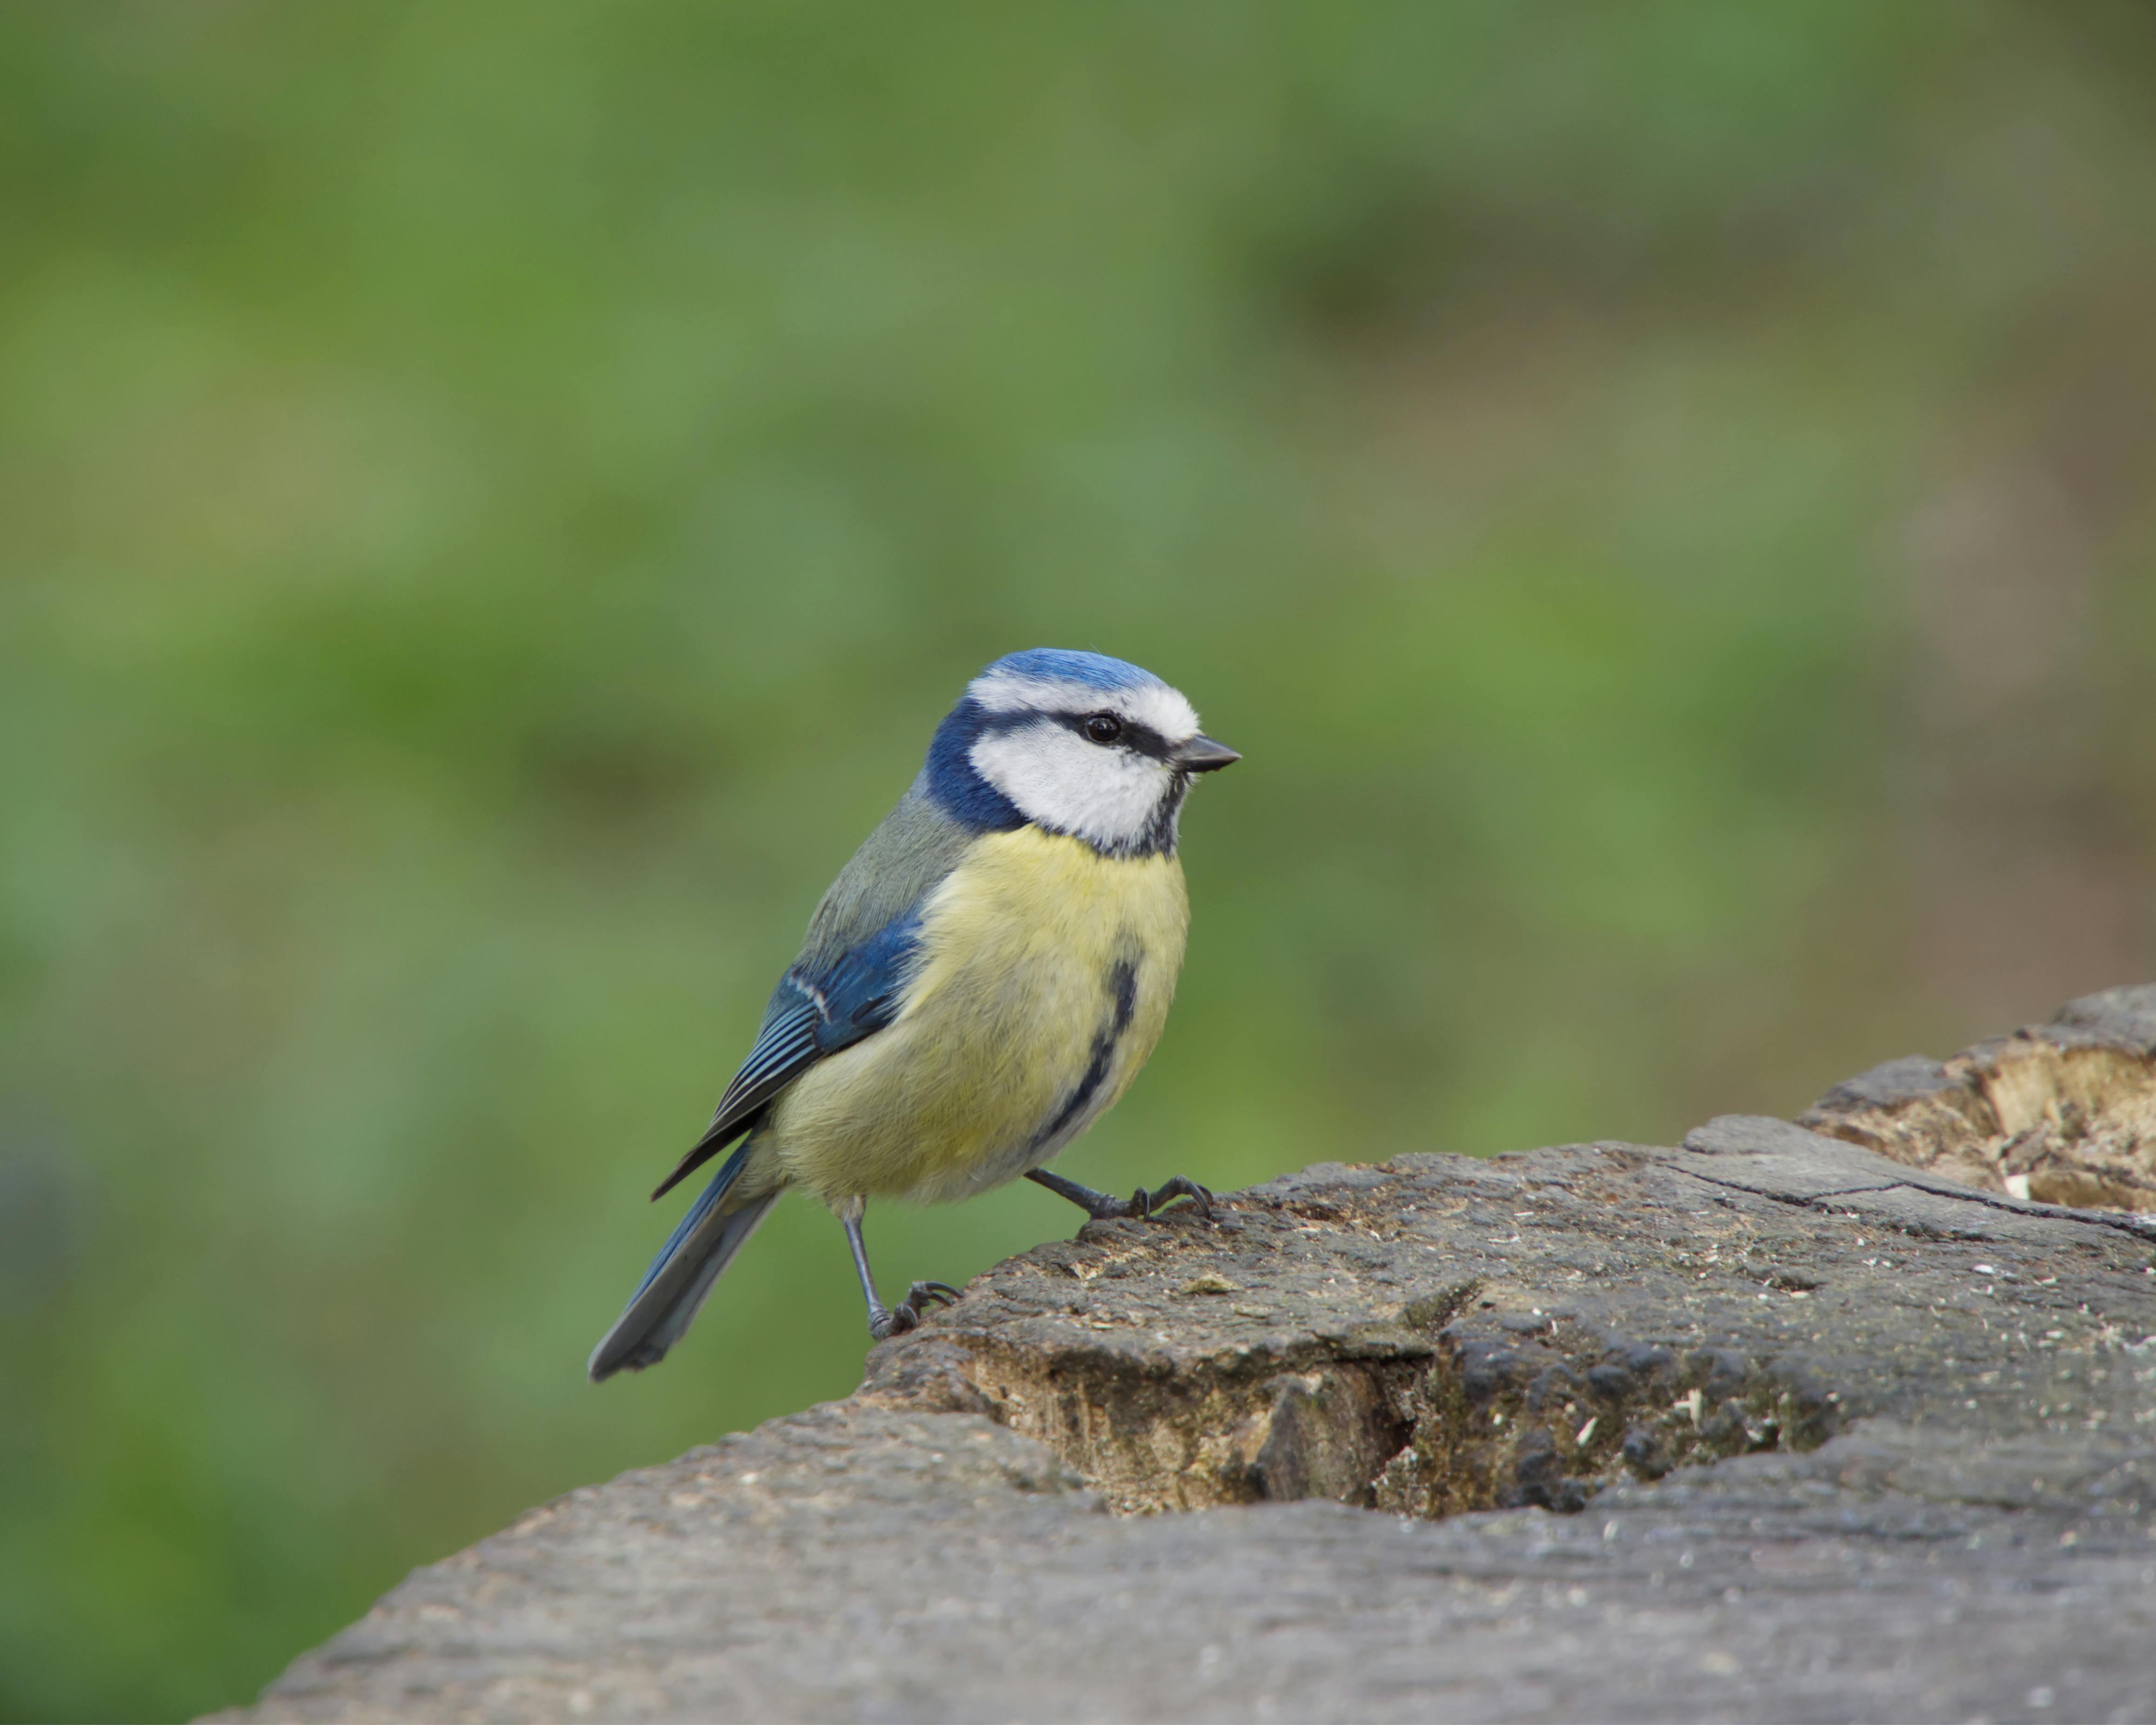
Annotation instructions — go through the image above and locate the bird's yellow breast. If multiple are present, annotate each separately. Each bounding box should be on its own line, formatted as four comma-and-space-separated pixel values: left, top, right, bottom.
768, 827, 1189, 1206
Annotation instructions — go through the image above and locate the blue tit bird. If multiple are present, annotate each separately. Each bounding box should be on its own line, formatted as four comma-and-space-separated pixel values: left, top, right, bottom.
588, 648, 1239, 1380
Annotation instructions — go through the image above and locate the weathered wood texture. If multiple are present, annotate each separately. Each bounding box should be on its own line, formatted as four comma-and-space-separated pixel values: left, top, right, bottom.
221, 989, 2156, 1724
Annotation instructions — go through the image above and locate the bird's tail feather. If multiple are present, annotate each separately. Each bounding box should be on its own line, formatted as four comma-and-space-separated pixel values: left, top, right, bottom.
588, 1143, 779, 1382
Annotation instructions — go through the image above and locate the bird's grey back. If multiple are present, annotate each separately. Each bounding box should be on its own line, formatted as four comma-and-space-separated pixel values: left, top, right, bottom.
794, 778, 976, 973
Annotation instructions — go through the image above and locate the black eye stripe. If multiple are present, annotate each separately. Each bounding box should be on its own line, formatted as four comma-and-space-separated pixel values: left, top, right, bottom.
1046, 710, 1174, 759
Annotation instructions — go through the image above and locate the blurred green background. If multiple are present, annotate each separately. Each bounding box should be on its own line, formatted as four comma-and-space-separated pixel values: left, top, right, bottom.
5, 2, 2156, 1718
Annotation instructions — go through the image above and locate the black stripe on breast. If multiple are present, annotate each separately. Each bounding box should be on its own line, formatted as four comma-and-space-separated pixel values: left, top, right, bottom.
1029, 957, 1139, 1153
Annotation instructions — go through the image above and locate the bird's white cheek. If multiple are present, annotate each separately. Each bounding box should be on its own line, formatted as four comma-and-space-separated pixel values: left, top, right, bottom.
969, 727, 1166, 848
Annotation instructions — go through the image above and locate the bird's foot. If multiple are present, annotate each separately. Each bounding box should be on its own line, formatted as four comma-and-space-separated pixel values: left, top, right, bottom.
867, 1279, 961, 1340
1027, 1167, 1213, 1222
1119, 1176, 1214, 1221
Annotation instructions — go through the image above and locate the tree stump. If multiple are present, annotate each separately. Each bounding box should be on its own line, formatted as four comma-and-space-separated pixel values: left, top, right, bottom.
218, 988, 2156, 1723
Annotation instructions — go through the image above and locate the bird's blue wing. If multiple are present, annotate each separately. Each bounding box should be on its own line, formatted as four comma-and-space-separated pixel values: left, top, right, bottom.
647, 783, 971, 1202
648, 907, 924, 1199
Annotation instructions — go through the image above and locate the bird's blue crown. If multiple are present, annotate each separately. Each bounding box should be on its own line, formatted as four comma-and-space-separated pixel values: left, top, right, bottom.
977, 648, 1161, 694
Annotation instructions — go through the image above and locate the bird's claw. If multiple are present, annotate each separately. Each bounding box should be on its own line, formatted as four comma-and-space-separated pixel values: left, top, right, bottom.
1124, 1176, 1214, 1222
1025, 1166, 1215, 1226
867, 1279, 962, 1341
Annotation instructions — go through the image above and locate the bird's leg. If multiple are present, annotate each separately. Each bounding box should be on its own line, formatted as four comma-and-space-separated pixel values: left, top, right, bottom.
839, 1202, 959, 1341
1027, 1168, 1214, 1223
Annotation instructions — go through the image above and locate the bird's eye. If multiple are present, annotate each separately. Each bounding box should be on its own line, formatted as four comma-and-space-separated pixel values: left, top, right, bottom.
1083, 713, 1123, 745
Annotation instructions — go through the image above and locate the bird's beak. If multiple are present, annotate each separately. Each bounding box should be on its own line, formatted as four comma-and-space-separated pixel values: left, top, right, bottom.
1173, 735, 1241, 773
